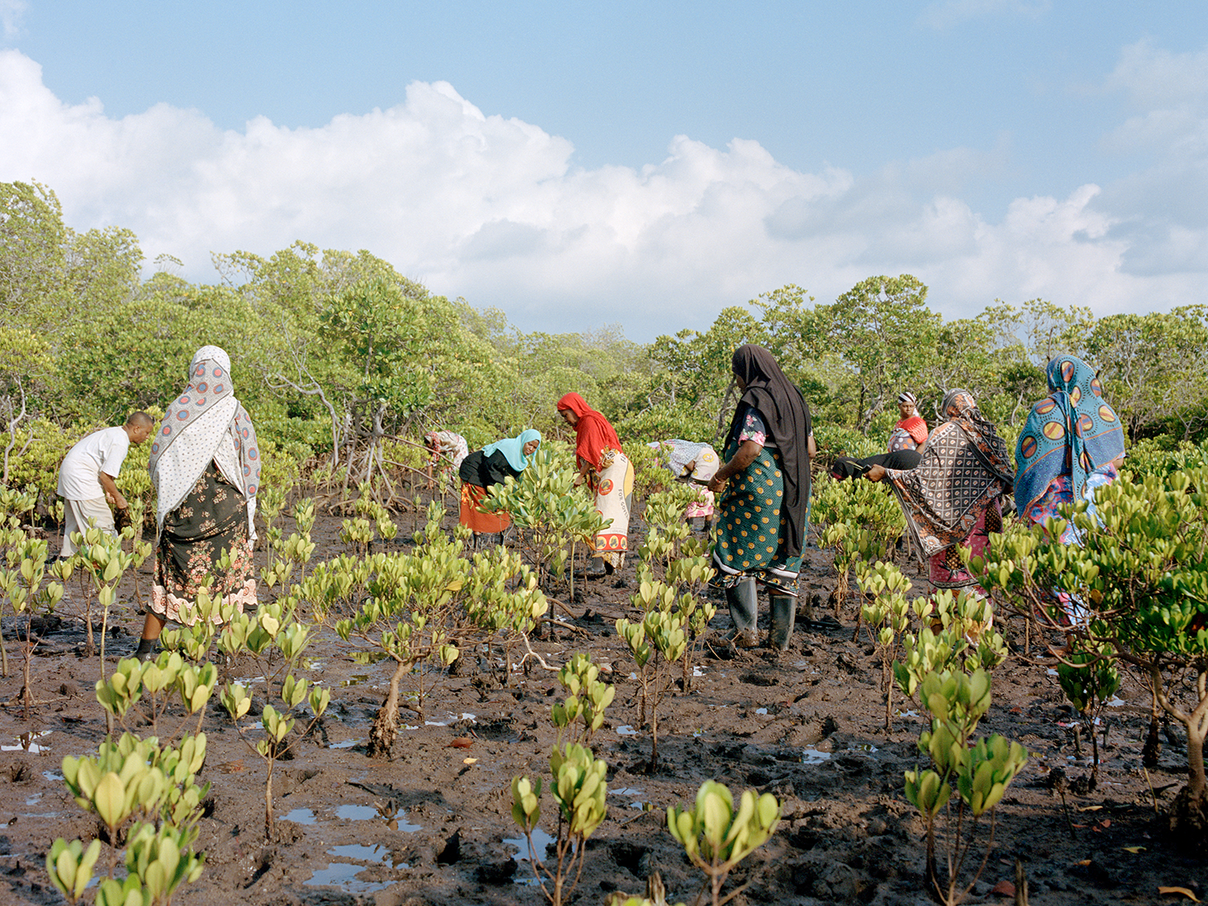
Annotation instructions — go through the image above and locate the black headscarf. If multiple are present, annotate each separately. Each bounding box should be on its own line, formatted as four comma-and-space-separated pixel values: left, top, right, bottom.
725, 344, 813, 561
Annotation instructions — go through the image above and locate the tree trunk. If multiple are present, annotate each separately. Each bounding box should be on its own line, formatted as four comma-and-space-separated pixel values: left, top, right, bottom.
368, 658, 408, 758
265, 760, 276, 840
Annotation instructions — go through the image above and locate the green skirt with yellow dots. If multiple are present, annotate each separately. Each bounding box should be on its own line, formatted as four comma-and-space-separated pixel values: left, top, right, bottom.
712, 446, 802, 581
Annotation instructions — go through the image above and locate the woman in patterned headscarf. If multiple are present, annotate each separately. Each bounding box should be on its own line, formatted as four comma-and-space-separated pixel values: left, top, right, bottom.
135, 346, 260, 660
1015, 355, 1126, 621
867, 389, 1013, 592
557, 392, 633, 578
708, 345, 814, 650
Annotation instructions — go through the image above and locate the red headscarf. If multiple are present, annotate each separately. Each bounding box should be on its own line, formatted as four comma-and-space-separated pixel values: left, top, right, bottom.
557, 392, 622, 470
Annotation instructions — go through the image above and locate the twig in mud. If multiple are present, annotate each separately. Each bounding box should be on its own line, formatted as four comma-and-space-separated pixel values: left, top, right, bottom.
1057, 786, 1076, 839
544, 596, 580, 620
1140, 768, 1180, 811
514, 634, 559, 672
1014, 858, 1029, 906
547, 618, 592, 637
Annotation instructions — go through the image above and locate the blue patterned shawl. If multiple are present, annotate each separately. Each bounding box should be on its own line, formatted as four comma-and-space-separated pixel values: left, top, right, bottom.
1014, 355, 1125, 517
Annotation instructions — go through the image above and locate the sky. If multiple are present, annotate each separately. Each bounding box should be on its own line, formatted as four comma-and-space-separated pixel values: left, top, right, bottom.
1, 1, 1206, 341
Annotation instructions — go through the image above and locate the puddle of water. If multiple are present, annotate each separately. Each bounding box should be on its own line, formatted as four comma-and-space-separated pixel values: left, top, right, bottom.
305, 843, 408, 893
755, 708, 768, 715
609, 787, 644, 797
377, 803, 422, 833
335, 802, 422, 832
284, 808, 316, 825
330, 843, 390, 864
1105, 695, 1125, 708
335, 804, 378, 821
849, 743, 878, 754
505, 828, 556, 867
3, 730, 52, 754
692, 666, 707, 677
615, 725, 638, 736
424, 711, 477, 728
801, 747, 832, 765
329, 739, 359, 750
305, 863, 391, 894
42, 771, 64, 783
1046, 668, 1059, 676
340, 675, 369, 686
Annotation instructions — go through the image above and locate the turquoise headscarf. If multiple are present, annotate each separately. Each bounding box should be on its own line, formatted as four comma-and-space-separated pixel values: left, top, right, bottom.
483, 429, 542, 472
1015, 355, 1125, 517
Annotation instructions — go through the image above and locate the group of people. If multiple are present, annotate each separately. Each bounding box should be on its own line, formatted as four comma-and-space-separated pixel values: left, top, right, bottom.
861, 356, 1125, 628
423, 392, 635, 578
57, 346, 260, 660
421, 347, 816, 649
59, 338, 1125, 660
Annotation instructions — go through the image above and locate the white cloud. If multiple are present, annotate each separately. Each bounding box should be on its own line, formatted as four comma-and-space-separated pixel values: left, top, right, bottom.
0, 47, 1203, 340
1104, 39, 1208, 112
1095, 40, 1208, 279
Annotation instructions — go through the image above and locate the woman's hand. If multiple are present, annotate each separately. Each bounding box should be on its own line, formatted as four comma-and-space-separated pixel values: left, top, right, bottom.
865, 464, 886, 482
709, 440, 762, 493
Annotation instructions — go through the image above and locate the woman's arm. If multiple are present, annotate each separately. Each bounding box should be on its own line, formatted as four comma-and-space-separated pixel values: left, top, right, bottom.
707, 440, 762, 492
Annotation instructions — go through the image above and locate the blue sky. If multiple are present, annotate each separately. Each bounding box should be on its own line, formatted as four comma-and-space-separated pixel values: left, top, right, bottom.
2, 1, 1206, 340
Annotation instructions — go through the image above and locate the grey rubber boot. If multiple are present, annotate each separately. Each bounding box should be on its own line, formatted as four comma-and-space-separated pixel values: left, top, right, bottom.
586, 556, 608, 578
726, 578, 759, 647
769, 592, 796, 650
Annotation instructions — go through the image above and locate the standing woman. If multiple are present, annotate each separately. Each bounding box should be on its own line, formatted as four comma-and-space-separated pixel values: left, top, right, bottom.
1015, 355, 1125, 622
137, 346, 260, 660
458, 429, 541, 544
867, 390, 1013, 593
829, 391, 927, 481
556, 392, 634, 577
888, 391, 928, 453
707, 345, 814, 650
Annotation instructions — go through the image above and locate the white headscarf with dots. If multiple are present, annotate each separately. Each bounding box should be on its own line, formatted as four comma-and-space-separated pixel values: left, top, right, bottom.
148, 346, 260, 533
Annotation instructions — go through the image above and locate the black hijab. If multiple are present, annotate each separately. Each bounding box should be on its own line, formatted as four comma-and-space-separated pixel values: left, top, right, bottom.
725, 344, 813, 561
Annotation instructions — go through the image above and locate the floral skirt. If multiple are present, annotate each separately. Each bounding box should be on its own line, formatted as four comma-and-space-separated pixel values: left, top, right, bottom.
151, 462, 256, 625
459, 483, 510, 534
928, 500, 1000, 590
1022, 465, 1119, 624
686, 487, 715, 519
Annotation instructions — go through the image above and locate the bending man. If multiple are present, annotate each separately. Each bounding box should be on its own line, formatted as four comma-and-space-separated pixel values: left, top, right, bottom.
57, 412, 154, 557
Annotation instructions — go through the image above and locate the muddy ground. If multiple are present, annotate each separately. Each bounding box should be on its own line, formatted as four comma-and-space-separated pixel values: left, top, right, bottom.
0, 497, 1204, 906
